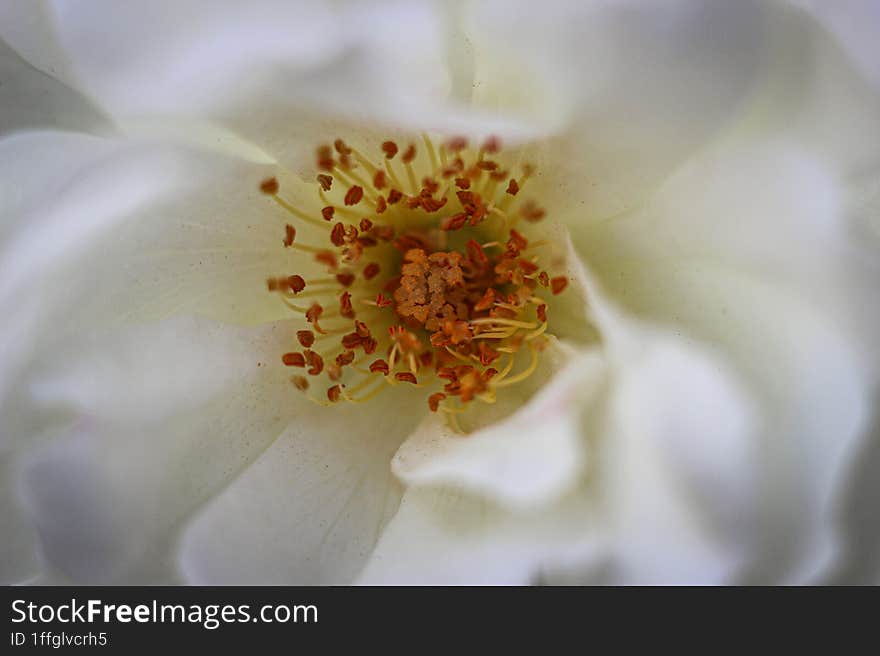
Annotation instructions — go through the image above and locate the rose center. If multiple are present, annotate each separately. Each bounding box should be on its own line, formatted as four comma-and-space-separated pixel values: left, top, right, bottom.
260, 135, 568, 428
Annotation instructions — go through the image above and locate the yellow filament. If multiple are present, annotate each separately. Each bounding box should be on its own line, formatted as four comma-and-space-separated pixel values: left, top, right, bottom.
404, 161, 419, 195
291, 288, 343, 299
472, 331, 518, 340
494, 345, 538, 388
383, 159, 405, 192
345, 373, 383, 396
290, 242, 330, 254
422, 133, 439, 176
470, 317, 537, 329
444, 409, 464, 434
306, 277, 344, 286
349, 147, 380, 176
444, 346, 474, 364
272, 195, 327, 229
343, 380, 388, 403
525, 322, 548, 340
314, 325, 352, 339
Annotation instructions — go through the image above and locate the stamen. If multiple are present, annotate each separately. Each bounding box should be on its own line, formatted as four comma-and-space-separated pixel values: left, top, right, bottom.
263, 133, 571, 426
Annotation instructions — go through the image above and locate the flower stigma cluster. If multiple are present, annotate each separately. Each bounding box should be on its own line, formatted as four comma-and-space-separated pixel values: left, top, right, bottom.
261, 135, 569, 431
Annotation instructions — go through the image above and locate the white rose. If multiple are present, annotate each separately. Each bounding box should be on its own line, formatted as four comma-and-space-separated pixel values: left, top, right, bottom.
1, 0, 878, 585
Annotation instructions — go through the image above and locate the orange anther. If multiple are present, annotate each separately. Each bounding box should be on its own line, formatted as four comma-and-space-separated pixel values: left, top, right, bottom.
336, 272, 355, 287
363, 262, 380, 280
520, 200, 546, 222
315, 250, 338, 270
327, 385, 342, 402
340, 291, 355, 318
283, 224, 296, 247
369, 359, 390, 375
441, 213, 468, 231
482, 136, 501, 154
305, 303, 323, 325
466, 239, 488, 266
395, 372, 418, 384
317, 174, 333, 191
316, 145, 335, 171
428, 392, 447, 412
331, 222, 346, 247
473, 288, 496, 312
260, 177, 279, 194
446, 136, 468, 152
344, 185, 364, 206
287, 275, 306, 294
297, 330, 315, 348
306, 350, 324, 376
282, 352, 306, 367
550, 276, 568, 295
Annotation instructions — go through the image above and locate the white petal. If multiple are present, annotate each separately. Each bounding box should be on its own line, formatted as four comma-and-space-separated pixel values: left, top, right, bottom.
788, 0, 880, 91
0, 37, 108, 136
0, 131, 307, 414
356, 487, 598, 585
825, 409, 880, 583
15, 316, 299, 583
466, 0, 767, 216
177, 384, 427, 585
737, 3, 880, 176
28, 316, 285, 425
2, 1, 534, 156
392, 345, 602, 510
0, 455, 41, 583
0, 131, 116, 243
0, 2, 79, 88
597, 327, 758, 584
572, 142, 876, 582
0, 131, 286, 327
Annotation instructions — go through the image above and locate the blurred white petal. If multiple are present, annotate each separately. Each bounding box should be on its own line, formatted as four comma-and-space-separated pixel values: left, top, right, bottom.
0, 37, 108, 136
789, 0, 880, 91
357, 487, 597, 585
0, 131, 297, 418
572, 140, 876, 582
0, 456, 41, 583
178, 385, 426, 585
16, 316, 298, 583
594, 322, 758, 584
0, 1, 538, 159
392, 346, 602, 510
466, 0, 767, 216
